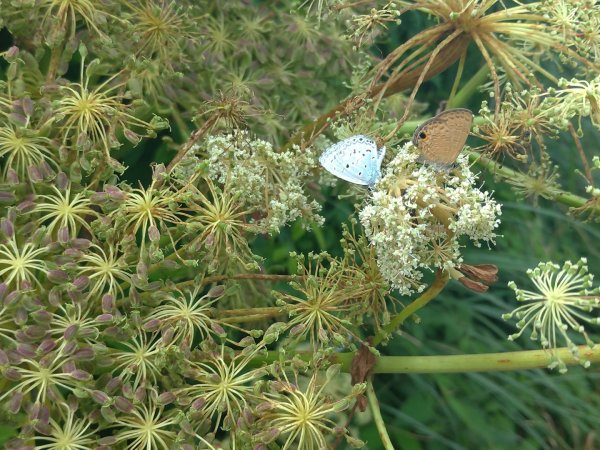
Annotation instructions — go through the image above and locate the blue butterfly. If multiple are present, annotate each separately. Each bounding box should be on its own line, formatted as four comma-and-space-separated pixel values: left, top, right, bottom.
319, 135, 386, 188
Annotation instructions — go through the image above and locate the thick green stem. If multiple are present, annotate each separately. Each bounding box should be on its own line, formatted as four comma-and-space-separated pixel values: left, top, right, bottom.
372, 272, 449, 346
253, 345, 600, 374
200, 273, 296, 286
373, 345, 600, 373
447, 64, 490, 108
366, 378, 395, 450
217, 306, 283, 323
163, 273, 296, 292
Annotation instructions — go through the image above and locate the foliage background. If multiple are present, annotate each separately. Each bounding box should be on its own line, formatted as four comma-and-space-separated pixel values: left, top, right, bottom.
0, 0, 599, 449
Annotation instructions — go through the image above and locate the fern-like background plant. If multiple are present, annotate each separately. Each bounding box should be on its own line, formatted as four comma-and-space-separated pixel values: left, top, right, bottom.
0, 0, 599, 449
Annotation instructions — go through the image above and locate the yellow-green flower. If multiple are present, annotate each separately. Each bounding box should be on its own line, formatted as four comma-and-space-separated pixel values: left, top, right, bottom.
255, 364, 365, 449
78, 243, 131, 299
0, 235, 47, 289
108, 390, 178, 450
504, 258, 600, 373
54, 45, 165, 158
144, 285, 222, 349
276, 252, 363, 349
35, 184, 96, 238
178, 341, 268, 430
0, 125, 56, 178
34, 402, 97, 450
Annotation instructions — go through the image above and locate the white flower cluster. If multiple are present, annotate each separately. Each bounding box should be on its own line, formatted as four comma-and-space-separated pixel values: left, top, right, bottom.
359, 143, 501, 295
201, 131, 323, 233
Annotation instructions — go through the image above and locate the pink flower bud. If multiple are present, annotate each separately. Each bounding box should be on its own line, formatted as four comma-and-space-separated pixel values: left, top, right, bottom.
22, 97, 33, 117
207, 285, 225, 298
74, 347, 95, 360
90, 390, 111, 405
6, 46, 19, 58
8, 392, 23, 414
37, 339, 57, 354
157, 391, 176, 405
58, 226, 70, 244
96, 313, 114, 322
55, 172, 69, 190
64, 324, 79, 340
72, 276, 89, 290
0, 219, 14, 237
70, 369, 92, 381
101, 294, 114, 313
114, 396, 134, 413
47, 270, 69, 284
148, 225, 160, 241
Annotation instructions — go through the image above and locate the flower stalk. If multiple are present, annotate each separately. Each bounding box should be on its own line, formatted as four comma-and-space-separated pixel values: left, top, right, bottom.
366, 378, 394, 450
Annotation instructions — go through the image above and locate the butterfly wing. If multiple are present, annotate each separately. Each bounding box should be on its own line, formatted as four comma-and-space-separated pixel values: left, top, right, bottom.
319, 135, 381, 186
413, 108, 473, 165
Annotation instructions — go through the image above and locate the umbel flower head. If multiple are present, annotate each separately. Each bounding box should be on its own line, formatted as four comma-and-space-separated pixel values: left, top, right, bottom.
199, 130, 323, 233
275, 252, 365, 350
104, 386, 179, 450
177, 338, 269, 432
53, 44, 167, 161
0, 123, 56, 179
31, 400, 97, 450
550, 76, 600, 129
359, 142, 501, 295
503, 258, 600, 373
254, 363, 365, 449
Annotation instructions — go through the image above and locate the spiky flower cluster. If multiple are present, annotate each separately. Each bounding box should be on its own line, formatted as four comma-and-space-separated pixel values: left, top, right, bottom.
539, 0, 600, 63
505, 154, 562, 204
550, 76, 600, 129
504, 258, 600, 373
276, 252, 367, 349
347, 3, 402, 48
276, 223, 399, 343
256, 363, 365, 449
474, 84, 566, 161
360, 144, 501, 295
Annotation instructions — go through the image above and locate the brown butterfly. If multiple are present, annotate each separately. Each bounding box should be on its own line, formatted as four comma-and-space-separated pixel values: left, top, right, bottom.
412, 108, 473, 166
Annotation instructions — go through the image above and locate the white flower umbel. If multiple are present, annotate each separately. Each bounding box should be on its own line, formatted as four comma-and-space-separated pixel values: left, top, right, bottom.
201, 131, 323, 233
359, 142, 501, 295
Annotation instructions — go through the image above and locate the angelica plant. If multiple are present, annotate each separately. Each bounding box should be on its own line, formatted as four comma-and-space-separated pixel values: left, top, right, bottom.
0, 1, 599, 449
